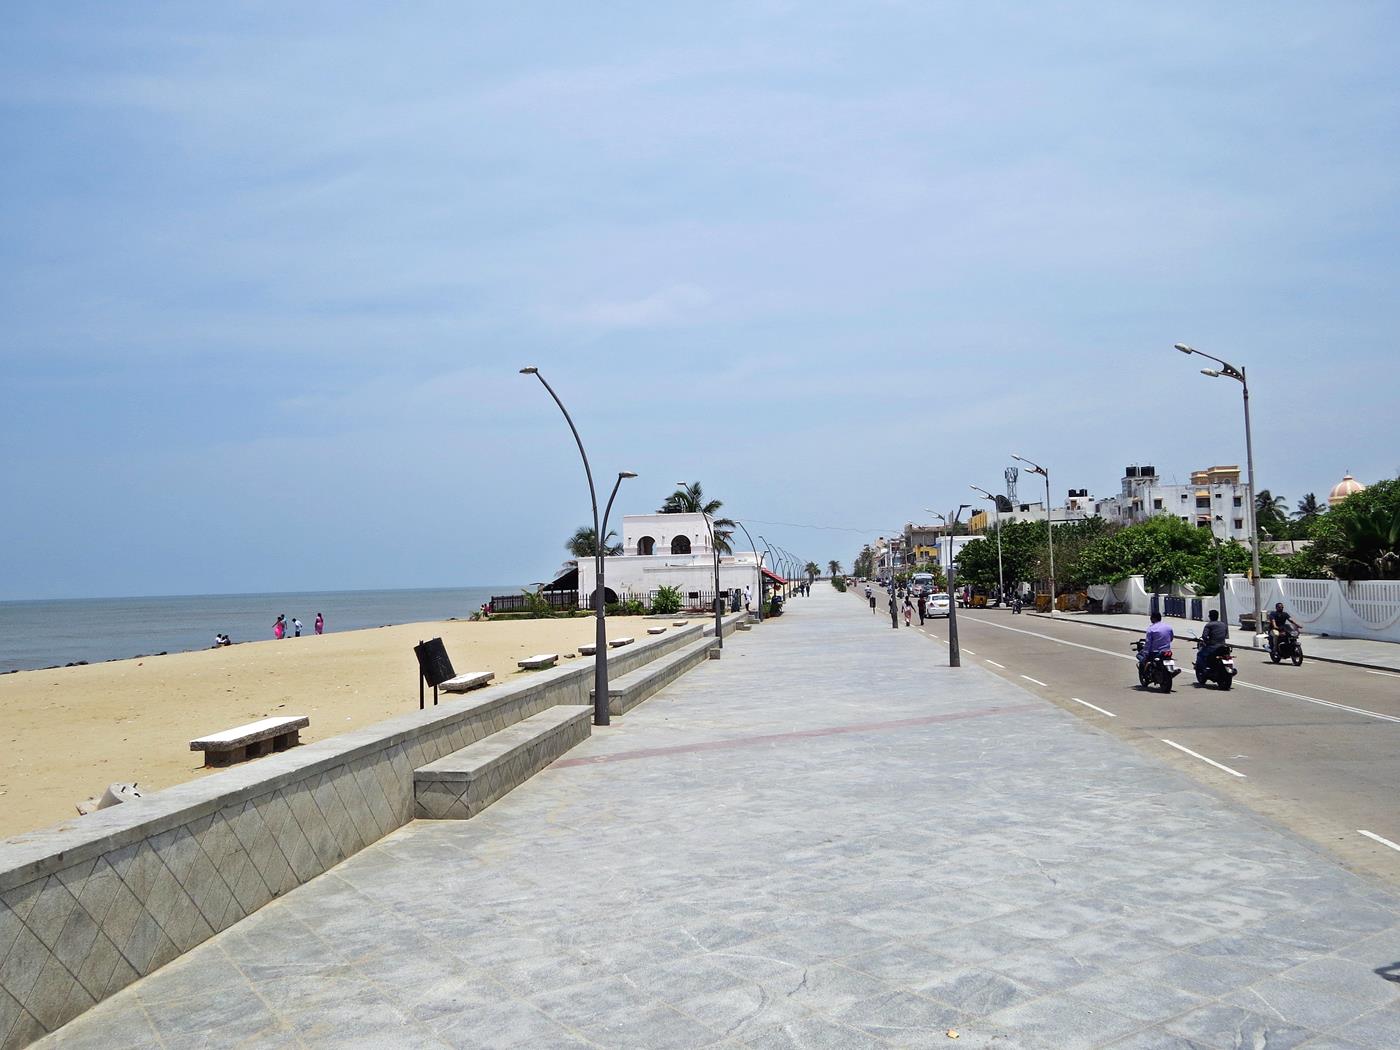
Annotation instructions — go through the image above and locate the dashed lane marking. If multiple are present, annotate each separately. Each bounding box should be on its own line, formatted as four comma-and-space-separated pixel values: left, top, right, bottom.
1364, 670, 1400, 679
985, 660, 1005, 669
960, 614, 1400, 725
1020, 675, 1049, 687
1071, 697, 1117, 717
1161, 739, 1246, 778
1359, 830, 1400, 853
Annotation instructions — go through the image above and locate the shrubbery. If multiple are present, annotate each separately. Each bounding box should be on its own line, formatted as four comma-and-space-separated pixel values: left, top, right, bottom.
652, 585, 683, 615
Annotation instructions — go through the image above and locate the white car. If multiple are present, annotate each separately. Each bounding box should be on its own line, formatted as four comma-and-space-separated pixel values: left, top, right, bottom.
924, 593, 951, 618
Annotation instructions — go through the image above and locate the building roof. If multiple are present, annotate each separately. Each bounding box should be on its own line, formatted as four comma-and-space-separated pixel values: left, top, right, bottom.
1328, 474, 1366, 506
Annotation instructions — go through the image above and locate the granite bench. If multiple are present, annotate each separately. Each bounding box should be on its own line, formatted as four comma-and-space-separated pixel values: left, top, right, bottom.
413, 706, 591, 819
440, 670, 495, 693
517, 653, 559, 670
647, 626, 667, 635
608, 637, 635, 649
189, 715, 308, 767
591, 636, 718, 716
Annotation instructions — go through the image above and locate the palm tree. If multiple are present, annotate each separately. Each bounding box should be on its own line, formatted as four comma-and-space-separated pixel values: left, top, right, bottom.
565, 525, 622, 559
659, 481, 735, 553
828, 559, 842, 578
805, 561, 821, 582
1293, 493, 1323, 522
1254, 489, 1289, 537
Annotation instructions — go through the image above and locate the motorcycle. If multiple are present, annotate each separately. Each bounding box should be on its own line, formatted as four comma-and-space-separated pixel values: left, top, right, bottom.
1132, 639, 1181, 692
1193, 641, 1237, 690
1269, 624, 1304, 666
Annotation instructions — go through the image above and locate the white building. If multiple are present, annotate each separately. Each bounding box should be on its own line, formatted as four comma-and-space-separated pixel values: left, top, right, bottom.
1092, 465, 1251, 541
576, 513, 778, 607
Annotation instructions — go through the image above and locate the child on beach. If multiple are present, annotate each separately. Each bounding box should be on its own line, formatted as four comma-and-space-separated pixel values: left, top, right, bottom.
292, 617, 303, 637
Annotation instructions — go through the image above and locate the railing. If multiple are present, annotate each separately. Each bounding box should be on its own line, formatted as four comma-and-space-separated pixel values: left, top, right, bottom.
487, 590, 579, 612
1163, 596, 1187, 618
578, 589, 741, 612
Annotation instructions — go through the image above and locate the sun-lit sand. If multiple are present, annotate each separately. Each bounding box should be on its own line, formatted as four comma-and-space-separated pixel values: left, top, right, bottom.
0, 615, 687, 840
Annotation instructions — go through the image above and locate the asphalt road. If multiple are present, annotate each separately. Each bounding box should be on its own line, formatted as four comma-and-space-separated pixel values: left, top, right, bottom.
864, 589, 1400, 891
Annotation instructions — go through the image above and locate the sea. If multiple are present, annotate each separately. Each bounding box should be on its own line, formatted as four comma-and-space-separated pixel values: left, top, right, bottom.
0, 586, 514, 674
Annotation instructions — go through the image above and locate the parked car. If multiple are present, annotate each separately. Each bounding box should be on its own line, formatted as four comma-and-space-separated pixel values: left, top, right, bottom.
925, 593, 951, 618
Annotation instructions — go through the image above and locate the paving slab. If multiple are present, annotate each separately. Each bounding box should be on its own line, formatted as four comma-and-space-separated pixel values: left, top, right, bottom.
28, 586, 1400, 1049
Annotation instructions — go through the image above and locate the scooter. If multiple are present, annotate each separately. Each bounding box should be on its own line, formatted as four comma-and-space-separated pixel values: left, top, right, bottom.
1193, 641, 1237, 690
1270, 624, 1304, 666
1132, 639, 1181, 693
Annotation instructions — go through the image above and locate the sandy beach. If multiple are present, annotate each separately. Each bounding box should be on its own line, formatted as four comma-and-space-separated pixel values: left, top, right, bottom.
0, 614, 689, 840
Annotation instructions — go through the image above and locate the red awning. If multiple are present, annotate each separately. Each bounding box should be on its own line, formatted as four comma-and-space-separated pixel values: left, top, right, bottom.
761, 567, 787, 585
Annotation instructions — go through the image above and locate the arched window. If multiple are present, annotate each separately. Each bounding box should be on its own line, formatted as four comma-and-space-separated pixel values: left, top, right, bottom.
637, 536, 655, 556
670, 535, 692, 555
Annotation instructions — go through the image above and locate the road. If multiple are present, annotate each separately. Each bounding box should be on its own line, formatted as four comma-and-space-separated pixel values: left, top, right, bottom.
865, 590, 1400, 890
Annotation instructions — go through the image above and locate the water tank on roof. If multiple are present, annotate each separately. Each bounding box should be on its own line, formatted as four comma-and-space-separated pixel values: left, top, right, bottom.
1125, 466, 1139, 477
1142, 465, 1156, 477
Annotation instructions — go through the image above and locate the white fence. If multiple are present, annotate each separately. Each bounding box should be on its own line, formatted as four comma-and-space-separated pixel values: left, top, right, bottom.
1089, 575, 1400, 643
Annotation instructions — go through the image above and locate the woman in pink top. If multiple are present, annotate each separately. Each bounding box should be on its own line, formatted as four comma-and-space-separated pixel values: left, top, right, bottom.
273, 614, 286, 640
314, 612, 324, 636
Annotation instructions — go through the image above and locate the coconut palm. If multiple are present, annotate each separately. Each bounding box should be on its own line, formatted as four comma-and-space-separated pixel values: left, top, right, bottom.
1293, 493, 1323, 522
805, 561, 821, 582
1254, 489, 1289, 537
565, 525, 622, 559
828, 559, 842, 578
659, 481, 735, 553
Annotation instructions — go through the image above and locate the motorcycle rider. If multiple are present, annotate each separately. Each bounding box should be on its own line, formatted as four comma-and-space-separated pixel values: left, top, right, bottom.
1140, 611, 1174, 669
1267, 602, 1299, 657
1195, 609, 1229, 674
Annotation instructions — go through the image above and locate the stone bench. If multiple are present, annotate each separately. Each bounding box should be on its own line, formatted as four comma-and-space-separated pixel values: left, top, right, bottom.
577, 643, 597, 656
414, 706, 591, 819
517, 653, 559, 670
440, 671, 495, 693
591, 636, 718, 716
189, 716, 308, 768
673, 620, 688, 627
608, 637, 635, 649
647, 626, 667, 635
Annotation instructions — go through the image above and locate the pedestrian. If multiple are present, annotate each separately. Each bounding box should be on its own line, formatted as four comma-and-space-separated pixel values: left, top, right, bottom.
889, 591, 900, 629
273, 614, 286, 640
917, 593, 927, 624
743, 585, 752, 613
315, 612, 324, 635
903, 597, 913, 627
292, 617, 303, 638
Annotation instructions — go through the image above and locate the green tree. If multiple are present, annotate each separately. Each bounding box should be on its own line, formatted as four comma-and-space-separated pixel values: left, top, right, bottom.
853, 547, 874, 578
1292, 478, 1400, 580
651, 585, 683, 616
659, 481, 736, 553
1293, 492, 1323, 524
566, 525, 622, 559
805, 561, 820, 582
828, 559, 842, 578
1254, 489, 1289, 538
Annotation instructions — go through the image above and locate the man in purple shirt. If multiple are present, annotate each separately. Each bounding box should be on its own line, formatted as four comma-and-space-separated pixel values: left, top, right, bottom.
1140, 611, 1174, 666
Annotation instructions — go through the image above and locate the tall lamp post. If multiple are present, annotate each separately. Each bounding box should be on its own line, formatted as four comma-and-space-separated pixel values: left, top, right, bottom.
520, 366, 635, 726
928, 507, 970, 666
970, 486, 1006, 607
733, 519, 764, 622
1012, 453, 1056, 616
1175, 343, 1264, 647
680, 482, 724, 648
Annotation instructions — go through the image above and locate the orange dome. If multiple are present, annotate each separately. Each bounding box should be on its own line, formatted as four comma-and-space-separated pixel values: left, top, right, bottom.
1328, 474, 1366, 507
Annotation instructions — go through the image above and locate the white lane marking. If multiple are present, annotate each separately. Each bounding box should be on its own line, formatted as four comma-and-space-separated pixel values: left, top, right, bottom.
1364, 670, 1400, 679
1021, 675, 1049, 687
1358, 830, 1400, 853
960, 614, 1400, 725
1161, 739, 1246, 778
1071, 697, 1117, 717
985, 660, 1006, 669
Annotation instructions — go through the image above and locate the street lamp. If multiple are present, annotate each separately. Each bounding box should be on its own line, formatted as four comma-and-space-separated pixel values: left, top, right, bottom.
520, 366, 635, 726
678, 481, 724, 648
732, 519, 764, 622
970, 486, 1006, 607
1011, 454, 1056, 616
1175, 343, 1264, 647
928, 506, 970, 666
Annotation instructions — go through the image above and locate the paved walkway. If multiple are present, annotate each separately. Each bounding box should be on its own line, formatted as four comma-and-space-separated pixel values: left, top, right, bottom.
1031, 610, 1400, 673
34, 587, 1400, 1049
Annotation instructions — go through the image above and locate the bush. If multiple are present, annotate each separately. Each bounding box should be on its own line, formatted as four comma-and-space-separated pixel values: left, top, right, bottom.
606, 599, 646, 616
832, 577, 847, 592
652, 585, 683, 615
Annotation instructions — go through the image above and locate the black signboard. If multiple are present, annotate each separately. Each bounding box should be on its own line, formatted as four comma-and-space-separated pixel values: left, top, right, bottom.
414, 638, 456, 688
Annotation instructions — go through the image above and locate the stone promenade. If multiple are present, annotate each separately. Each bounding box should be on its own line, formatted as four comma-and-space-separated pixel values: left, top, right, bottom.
31, 587, 1400, 1048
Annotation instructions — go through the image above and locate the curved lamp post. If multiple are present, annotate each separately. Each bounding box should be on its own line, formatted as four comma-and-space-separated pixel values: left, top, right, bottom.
928, 506, 970, 666
970, 486, 1006, 607
1175, 343, 1264, 647
1012, 453, 1056, 616
520, 366, 635, 726
733, 519, 764, 622
679, 482, 724, 648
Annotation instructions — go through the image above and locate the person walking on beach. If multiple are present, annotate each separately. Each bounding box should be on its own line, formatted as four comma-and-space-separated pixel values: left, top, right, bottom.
743, 585, 752, 613
315, 612, 324, 635
273, 614, 286, 640
292, 617, 303, 638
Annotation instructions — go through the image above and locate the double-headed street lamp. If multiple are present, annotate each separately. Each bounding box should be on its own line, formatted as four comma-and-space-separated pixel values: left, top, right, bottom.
1012, 453, 1056, 616
520, 367, 635, 726
969, 486, 1006, 607
679, 481, 724, 648
1175, 343, 1264, 647
928, 506, 970, 667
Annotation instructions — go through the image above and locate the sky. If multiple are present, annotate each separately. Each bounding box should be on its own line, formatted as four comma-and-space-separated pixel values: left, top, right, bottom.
2, 2, 1398, 599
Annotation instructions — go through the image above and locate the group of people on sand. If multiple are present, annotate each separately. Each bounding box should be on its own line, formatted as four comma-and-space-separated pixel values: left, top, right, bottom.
273, 612, 323, 639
